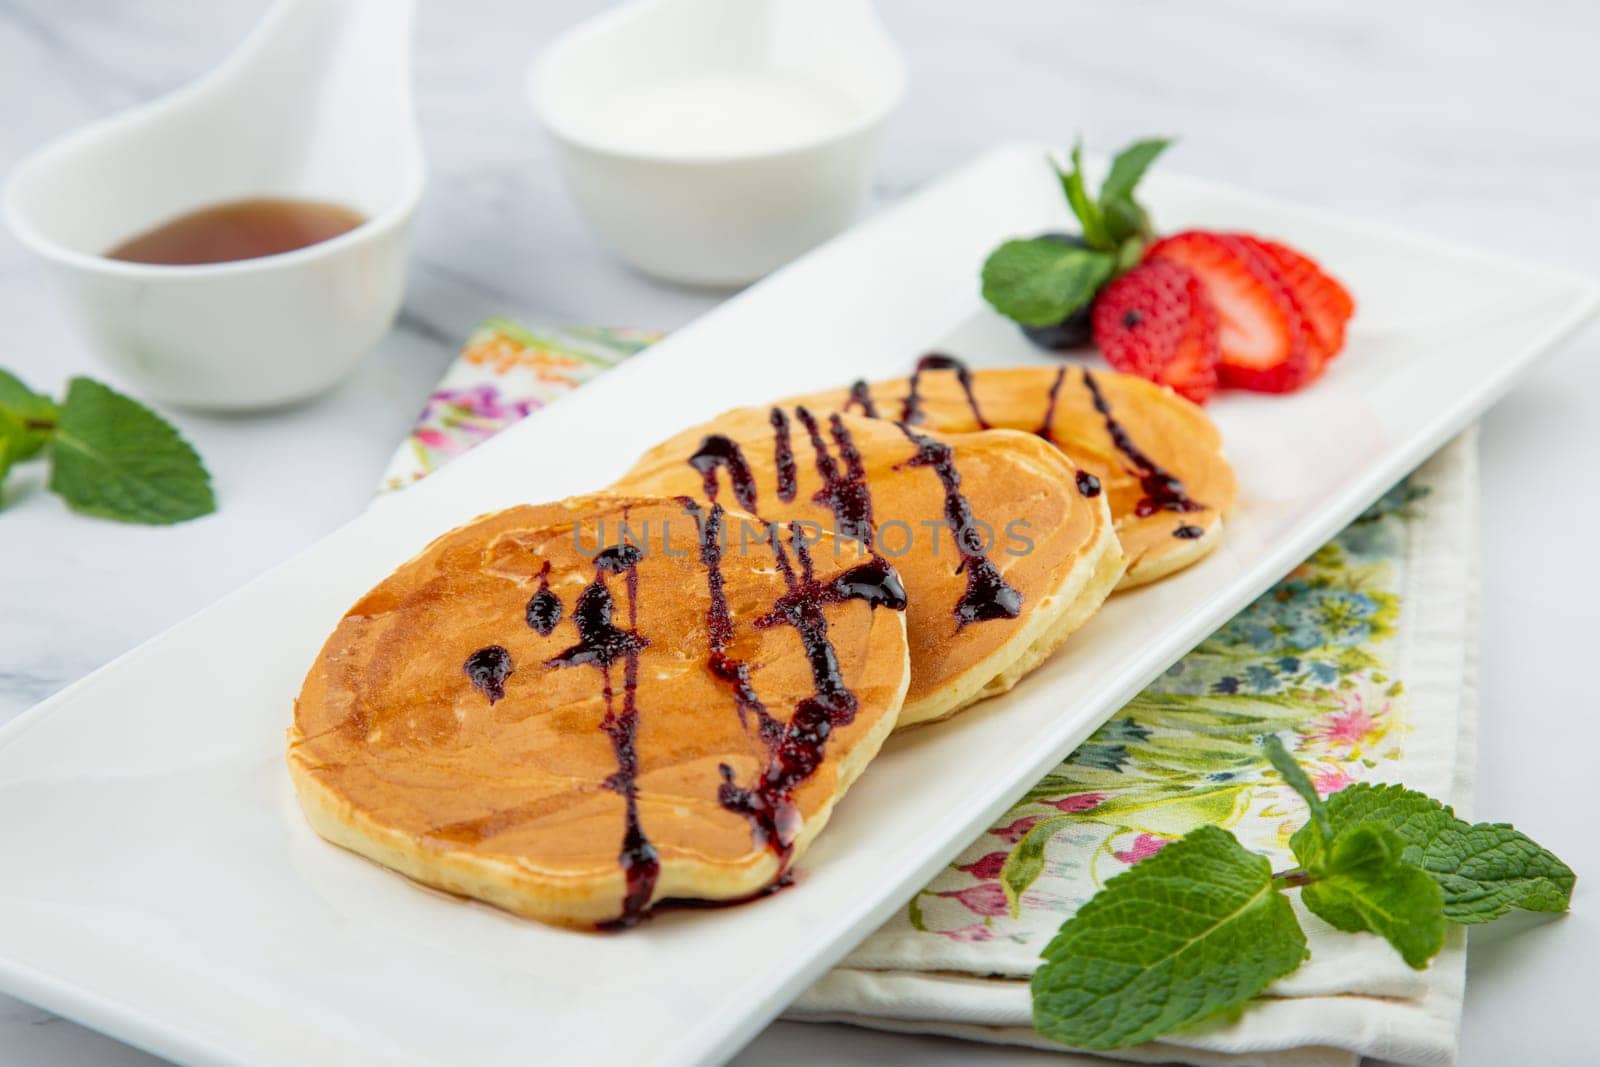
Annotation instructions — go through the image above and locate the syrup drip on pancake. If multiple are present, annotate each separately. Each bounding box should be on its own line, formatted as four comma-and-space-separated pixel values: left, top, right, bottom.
544, 543, 658, 926
689, 434, 759, 514
1043, 369, 1105, 496
718, 523, 906, 862
524, 560, 563, 636
1080, 369, 1205, 528
1039, 365, 1068, 440
769, 407, 798, 503
463, 645, 513, 704
794, 407, 877, 550
842, 379, 879, 418
901, 352, 990, 428
894, 424, 1023, 629
682, 498, 785, 749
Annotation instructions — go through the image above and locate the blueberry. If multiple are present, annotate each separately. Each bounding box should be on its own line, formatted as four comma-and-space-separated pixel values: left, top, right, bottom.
1019, 232, 1094, 351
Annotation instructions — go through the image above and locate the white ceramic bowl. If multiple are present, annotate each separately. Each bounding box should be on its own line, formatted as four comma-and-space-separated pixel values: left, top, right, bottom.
1, 0, 424, 411
532, 0, 906, 288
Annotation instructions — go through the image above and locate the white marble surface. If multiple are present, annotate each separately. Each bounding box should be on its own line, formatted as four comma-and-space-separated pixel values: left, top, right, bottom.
1, 1, 1597, 1064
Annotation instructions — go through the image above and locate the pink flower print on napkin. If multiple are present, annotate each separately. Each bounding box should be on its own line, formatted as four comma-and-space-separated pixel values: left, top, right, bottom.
1044, 792, 1106, 814
1302, 691, 1391, 760
957, 851, 1009, 880
992, 814, 1045, 844
414, 427, 454, 452
1112, 833, 1172, 865
1311, 764, 1356, 797
934, 922, 996, 944
937, 882, 1010, 917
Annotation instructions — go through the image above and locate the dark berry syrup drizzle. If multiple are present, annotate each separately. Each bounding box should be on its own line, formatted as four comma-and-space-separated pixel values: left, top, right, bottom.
1080, 369, 1205, 527
718, 523, 906, 862
688, 434, 759, 514
900, 352, 990, 428
895, 423, 1023, 629
1040, 366, 1102, 499
793, 406, 878, 550
681, 497, 785, 749
543, 542, 658, 926
842, 379, 879, 418
1037, 365, 1068, 442
524, 560, 563, 635
769, 407, 798, 504
463, 645, 513, 703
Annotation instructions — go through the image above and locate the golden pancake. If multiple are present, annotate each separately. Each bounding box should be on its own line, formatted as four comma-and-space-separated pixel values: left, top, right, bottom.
288, 494, 911, 928
787, 359, 1237, 588
612, 409, 1122, 727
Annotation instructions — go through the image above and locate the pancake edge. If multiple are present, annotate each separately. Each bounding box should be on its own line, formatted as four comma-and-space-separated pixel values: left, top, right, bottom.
1116, 514, 1226, 590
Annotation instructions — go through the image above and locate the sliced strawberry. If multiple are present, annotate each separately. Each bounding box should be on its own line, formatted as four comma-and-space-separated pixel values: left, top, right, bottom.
1146, 231, 1314, 393
1240, 236, 1354, 365
1091, 258, 1219, 404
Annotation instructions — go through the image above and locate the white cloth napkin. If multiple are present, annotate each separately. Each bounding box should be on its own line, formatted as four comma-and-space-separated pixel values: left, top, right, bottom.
381, 322, 1478, 1064
789, 433, 1480, 1067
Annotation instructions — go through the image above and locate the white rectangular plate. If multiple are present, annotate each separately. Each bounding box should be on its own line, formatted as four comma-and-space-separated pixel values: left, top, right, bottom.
1, 144, 1595, 1067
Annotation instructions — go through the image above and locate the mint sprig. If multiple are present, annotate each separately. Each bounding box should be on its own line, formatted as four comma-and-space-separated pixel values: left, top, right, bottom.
0, 369, 214, 524
981, 136, 1172, 329
1030, 736, 1574, 1049
1292, 782, 1576, 924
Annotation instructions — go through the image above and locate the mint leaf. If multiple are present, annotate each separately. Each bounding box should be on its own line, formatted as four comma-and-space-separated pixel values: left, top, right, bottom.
982, 239, 1115, 327
1427, 822, 1576, 922
0, 426, 20, 492
1055, 142, 1112, 250
1298, 823, 1446, 968
1031, 825, 1307, 1050
1299, 783, 1575, 924
48, 377, 214, 524
1099, 138, 1172, 210
0, 368, 58, 463
1263, 734, 1331, 846
0, 368, 59, 501
1098, 138, 1171, 244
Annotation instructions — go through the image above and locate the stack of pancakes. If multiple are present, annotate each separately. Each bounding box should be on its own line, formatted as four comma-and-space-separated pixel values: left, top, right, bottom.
288, 359, 1236, 927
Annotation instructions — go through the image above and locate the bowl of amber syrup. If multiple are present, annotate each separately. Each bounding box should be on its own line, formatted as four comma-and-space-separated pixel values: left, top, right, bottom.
1, 0, 425, 411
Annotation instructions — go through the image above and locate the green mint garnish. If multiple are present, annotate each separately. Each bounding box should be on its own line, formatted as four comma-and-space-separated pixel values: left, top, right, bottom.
1293, 782, 1576, 924
1, 369, 214, 524
980, 134, 1172, 329
1056, 140, 1112, 250
1031, 825, 1309, 1049
981, 239, 1115, 327
0, 368, 59, 484
1029, 740, 1574, 1049
1295, 822, 1446, 969
1098, 138, 1171, 245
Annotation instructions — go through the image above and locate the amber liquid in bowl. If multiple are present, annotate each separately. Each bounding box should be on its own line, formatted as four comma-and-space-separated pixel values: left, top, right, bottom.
106, 197, 365, 265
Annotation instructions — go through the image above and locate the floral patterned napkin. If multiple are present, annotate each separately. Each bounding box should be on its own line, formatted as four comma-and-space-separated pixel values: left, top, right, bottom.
378, 319, 659, 492
383, 321, 1476, 1066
